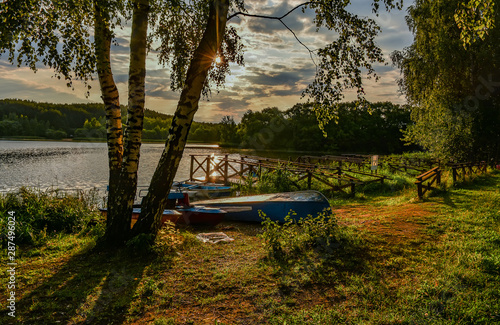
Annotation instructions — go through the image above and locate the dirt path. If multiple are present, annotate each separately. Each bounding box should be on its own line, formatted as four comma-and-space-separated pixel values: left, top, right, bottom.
335, 202, 439, 244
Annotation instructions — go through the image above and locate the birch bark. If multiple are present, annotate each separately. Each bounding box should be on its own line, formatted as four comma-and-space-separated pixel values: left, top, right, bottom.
94, 2, 123, 232
132, 0, 229, 237
96, 0, 150, 244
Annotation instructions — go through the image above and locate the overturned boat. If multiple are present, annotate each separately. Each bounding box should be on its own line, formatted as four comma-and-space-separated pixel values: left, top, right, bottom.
194, 190, 332, 223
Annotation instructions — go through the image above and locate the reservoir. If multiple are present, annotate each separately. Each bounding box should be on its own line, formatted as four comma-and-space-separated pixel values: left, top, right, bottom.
0, 140, 238, 193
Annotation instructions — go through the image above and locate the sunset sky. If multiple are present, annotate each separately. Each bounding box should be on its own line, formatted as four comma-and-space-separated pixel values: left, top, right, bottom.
0, 0, 413, 123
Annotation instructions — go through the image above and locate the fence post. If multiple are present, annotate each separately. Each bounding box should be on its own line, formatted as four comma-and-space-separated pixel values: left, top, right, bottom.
240, 156, 245, 181
190, 155, 194, 181
206, 155, 211, 182
224, 154, 229, 185
307, 171, 312, 189
452, 166, 457, 182
416, 179, 423, 199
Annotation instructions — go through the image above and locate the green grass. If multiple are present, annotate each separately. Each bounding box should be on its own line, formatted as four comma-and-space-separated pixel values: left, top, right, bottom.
1, 172, 499, 324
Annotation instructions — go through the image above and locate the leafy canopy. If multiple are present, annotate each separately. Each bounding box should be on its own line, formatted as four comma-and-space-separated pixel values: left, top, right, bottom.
393, 0, 500, 161
1, 0, 403, 126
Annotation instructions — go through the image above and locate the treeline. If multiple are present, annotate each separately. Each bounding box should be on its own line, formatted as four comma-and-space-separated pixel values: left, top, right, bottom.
0, 99, 219, 142
224, 102, 416, 154
0, 99, 106, 139
0, 99, 414, 154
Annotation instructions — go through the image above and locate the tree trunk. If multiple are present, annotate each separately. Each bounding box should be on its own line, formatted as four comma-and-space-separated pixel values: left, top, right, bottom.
132, 0, 229, 237
94, 2, 123, 232
96, 0, 150, 245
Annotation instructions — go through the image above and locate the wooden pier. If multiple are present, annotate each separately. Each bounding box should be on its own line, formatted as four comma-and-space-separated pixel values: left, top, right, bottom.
189, 154, 387, 195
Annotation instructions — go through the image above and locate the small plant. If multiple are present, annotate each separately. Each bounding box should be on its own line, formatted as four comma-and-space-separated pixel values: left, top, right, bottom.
260, 209, 358, 284
238, 163, 300, 195
257, 164, 298, 193
125, 233, 155, 254
153, 318, 176, 325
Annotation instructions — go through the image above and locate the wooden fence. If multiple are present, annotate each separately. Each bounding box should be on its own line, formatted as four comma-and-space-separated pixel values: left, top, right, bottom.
296, 155, 370, 170
415, 167, 441, 199
450, 162, 488, 182
189, 154, 387, 196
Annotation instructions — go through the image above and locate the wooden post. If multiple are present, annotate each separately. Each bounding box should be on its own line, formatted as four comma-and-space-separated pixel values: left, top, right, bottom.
350, 181, 355, 197
452, 166, 457, 182
239, 157, 245, 182
190, 155, 195, 181
224, 154, 229, 185
416, 179, 423, 199
206, 155, 211, 182
307, 171, 312, 189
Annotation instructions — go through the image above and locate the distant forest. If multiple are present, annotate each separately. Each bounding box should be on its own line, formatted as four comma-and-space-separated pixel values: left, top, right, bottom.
0, 99, 220, 142
0, 99, 416, 154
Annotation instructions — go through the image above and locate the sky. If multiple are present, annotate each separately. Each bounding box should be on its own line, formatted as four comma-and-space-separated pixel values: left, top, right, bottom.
0, 0, 414, 123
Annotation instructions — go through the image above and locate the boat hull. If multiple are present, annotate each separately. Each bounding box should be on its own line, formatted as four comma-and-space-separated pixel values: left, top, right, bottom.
100, 206, 225, 227
194, 191, 332, 223
177, 206, 226, 226
172, 181, 233, 200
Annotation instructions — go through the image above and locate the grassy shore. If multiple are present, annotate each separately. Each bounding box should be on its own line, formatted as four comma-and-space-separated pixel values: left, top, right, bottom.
1, 171, 499, 324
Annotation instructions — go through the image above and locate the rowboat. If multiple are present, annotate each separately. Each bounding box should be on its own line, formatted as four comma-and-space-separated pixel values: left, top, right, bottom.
127, 206, 225, 227
136, 182, 233, 203
194, 190, 332, 223
172, 181, 233, 200
101, 192, 226, 227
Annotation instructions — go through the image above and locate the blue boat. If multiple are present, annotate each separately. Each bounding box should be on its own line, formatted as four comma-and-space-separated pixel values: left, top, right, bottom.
194, 190, 332, 223
101, 192, 226, 227
134, 182, 232, 202
172, 181, 233, 200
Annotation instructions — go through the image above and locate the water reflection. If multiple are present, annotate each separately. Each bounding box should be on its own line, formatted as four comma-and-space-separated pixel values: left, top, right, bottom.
0, 141, 232, 193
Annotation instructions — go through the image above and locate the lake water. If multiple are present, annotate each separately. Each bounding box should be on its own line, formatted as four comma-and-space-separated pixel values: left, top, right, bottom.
0, 140, 239, 193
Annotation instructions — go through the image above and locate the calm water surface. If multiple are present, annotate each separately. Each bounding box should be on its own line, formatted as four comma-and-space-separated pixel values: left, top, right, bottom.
0, 140, 238, 193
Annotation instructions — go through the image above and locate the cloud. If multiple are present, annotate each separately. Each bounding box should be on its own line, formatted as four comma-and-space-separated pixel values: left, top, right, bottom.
0, 1, 413, 122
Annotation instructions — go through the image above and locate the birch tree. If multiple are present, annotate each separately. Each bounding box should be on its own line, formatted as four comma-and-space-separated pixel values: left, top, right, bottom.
1, 0, 404, 246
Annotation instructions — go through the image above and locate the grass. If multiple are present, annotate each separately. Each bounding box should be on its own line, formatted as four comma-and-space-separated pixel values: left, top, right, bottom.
1, 172, 500, 324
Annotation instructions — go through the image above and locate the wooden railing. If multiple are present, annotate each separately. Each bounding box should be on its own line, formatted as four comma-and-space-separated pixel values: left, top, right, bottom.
296, 155, 369, 170
450, 162, 488, 182
415, 167, 441, 199
189, 154, 387, 196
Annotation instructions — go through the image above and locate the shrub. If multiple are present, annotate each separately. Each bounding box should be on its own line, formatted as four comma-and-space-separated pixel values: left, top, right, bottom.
260, 211, 365, 285
238, 163, 300, 195
261, 211, 341, 262
0, 187, 104, 246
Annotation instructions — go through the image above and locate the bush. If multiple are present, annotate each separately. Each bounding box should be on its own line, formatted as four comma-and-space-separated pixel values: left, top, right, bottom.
261, 210, 351, 265
260, 211, 365, 285
0, 187, 104, 246
238, 163, 300, 195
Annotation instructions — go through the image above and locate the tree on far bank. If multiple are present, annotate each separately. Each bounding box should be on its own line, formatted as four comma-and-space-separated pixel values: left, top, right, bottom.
1, 0, 405, 247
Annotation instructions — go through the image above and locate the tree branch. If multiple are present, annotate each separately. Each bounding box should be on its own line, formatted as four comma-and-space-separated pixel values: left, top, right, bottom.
278, 20, 317, 66
228, 2, 313, 21
228, 2, 317, 66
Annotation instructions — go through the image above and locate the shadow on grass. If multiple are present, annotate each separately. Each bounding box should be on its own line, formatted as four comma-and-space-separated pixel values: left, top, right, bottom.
266, 227, 372, 292
2, 244, 162, 325
451, 172, 500, 190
